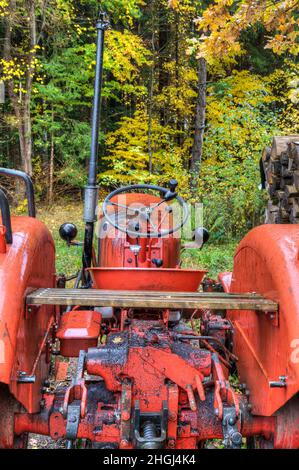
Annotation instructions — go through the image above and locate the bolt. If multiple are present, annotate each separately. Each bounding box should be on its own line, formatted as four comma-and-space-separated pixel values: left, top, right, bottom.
231, 431, 242, 446
245, 389, 250, 396
120, 439, 129, 447
69, 415, 77, 423
169, 411, 177, 422
269, 376, 287, 388
17, 371, 26, 377
279, 375, 287, 381
122, 411, 130, 421
168, 439, 175, 448
214, 408, 219, 416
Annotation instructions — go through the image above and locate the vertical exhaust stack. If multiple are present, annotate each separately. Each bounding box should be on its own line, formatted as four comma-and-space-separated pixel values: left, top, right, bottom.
82, 13, 109, 284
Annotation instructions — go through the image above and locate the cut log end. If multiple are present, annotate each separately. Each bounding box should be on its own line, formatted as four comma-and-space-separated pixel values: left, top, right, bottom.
263, 136, 299, 225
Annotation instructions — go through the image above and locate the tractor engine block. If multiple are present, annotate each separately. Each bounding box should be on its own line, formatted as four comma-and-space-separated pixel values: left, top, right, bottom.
85, 319, 212, 448
14, 315, 274, 449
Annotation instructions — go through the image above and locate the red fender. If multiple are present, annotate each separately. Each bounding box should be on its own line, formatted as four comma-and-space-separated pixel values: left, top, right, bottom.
0, 216, 55, 413
227, 225, 299, 417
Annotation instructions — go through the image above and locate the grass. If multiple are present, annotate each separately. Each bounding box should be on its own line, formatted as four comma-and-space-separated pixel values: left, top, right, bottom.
34, 202, 239, 278
181, 242, 237, 279
38, 201, 85, 276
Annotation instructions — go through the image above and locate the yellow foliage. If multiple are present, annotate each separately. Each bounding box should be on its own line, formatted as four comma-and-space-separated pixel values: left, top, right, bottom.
105, 29, 152, 85
168, 0, 180, 8
0, 0, 8, 17
173, 0, 298, 62
101, 109, 190, 195
15, 199, 29, 215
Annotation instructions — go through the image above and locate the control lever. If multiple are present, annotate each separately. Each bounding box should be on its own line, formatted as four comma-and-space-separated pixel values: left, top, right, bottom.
130, 244, 141, 267
164, 179, 178, 202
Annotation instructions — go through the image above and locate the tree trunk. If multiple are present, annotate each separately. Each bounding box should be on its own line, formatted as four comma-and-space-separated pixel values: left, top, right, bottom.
189, 58, 207, 195
3, 0, 38, 176
48, 131, 54, 204
20, 100, 33, 175
148, 64, 154, 174
158, 1, 169, 125
147, 4, 156, 175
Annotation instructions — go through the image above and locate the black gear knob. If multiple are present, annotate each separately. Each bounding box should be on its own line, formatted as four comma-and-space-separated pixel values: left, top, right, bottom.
59, 223, 78, 245
193, 227, 210, 248
164, 179, 178, 202
169, 179, 178, 192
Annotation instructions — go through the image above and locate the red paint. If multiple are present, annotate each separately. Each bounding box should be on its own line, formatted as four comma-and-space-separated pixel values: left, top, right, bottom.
0, 217, 55, 413
0, 225, 6, 254
98, 193, 181, 269
56, 310, 102, 357
228, 225, 299, 417
0, 216, 55, 447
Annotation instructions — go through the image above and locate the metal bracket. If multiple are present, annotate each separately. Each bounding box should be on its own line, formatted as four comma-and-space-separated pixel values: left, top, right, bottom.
17, 371, 36, 383
65, 401, 81, 445
264, 309, 279, 327
63, 351, 87, 447
212, 353, 239, 420
133, 400, 168, 449
120, 379, 132, 447
25, 304, 41, 319
222, 407, 242, 449
269, 375, 287, 388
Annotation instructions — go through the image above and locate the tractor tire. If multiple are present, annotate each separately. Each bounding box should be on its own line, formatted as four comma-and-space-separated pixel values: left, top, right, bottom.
262, 135, 299, 224
0, 383, 27, 448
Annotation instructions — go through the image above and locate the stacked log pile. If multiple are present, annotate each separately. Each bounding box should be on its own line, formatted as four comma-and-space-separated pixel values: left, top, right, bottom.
262, 135, 299, 224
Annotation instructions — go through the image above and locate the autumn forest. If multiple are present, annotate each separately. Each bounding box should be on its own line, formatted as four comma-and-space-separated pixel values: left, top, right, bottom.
0, 0, 298, 240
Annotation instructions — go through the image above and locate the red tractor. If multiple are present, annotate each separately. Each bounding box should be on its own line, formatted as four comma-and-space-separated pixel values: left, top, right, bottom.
0, 15, 298, 450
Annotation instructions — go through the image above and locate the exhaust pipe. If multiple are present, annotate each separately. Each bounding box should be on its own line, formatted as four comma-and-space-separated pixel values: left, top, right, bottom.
82, 12, 109, 284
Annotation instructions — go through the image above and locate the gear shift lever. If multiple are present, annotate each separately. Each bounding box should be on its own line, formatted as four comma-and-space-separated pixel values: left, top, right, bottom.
164, 179, 178, 202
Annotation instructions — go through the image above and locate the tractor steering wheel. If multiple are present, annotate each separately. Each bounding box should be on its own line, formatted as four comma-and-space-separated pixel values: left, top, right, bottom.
102, 182, 189, 238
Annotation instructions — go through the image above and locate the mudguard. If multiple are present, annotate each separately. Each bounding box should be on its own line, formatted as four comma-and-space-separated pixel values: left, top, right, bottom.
0, 216, 55, 413
227, 225, 299, 417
